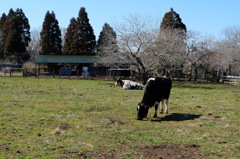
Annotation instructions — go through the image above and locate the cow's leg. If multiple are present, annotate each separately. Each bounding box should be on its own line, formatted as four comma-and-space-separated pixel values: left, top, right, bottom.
160, 100, 164, 114
153, 102, 159, 118
165, 99, 169, 114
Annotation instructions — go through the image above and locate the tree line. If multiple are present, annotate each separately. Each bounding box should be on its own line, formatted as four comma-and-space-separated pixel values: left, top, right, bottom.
98, 8, 240, 82
0, 7, 239, 81
0, 7, 99, 61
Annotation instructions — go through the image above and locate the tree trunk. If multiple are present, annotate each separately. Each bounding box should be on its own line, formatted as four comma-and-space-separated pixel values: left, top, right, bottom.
142, 72, 148, 85
194, 68, 197, 81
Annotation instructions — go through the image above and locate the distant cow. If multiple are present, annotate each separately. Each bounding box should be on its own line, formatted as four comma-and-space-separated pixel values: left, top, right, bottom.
115, 79, 144, 90
137, 77, 172, 120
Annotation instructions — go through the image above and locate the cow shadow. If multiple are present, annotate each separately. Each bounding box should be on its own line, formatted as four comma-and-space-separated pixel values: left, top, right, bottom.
151, 113, 202, 122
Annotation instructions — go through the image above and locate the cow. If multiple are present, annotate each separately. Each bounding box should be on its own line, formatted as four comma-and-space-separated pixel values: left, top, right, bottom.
137, 77, 172, 120
115, 79, 144, 90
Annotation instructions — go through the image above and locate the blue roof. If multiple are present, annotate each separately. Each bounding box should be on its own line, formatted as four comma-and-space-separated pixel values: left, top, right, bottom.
35, 54, 97, 64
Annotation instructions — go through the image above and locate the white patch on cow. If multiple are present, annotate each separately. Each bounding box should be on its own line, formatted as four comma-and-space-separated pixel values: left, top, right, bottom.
147, 78, 155, 83
121, 80, 144, 90
159, 99, 169, 114
152, 99, 170, 118
122, 82, 131, 89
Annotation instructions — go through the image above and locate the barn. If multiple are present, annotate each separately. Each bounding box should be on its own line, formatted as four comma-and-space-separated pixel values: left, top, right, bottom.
34, 54, 106, 76
34, 54, 130, 77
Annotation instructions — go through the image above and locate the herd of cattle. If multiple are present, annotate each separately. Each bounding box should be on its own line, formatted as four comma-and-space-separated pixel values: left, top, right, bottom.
115, 77, 172, 120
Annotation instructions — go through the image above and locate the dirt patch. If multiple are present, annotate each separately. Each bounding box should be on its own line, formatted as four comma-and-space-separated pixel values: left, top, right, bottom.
80, 144, 208, 159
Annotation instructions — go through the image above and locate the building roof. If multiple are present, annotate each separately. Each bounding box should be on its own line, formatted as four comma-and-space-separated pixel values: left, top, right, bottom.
35, 54, 97, 64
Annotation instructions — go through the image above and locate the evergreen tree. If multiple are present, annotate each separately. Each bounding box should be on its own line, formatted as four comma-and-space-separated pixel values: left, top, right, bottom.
63, 18, 76, 54
0, 13, 7, 58
72, 7, 96, 54
4, 16, 26, 54
4, 9, 31, 54
160, 8, 186, 32
0, 14, 7, 36
15, 9, 31, 48
97, 23, 118, 55
0, 13, 7, 30
40, 11, 62, 54
0, 8, 31, 59
1, 9, 14, 58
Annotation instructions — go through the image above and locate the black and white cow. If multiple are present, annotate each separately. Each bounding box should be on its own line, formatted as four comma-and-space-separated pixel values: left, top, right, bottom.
137, 77, 172, 120
115, 79, 144, 90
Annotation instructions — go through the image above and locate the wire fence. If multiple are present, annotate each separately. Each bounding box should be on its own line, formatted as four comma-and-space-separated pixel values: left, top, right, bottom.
0, 68, 239, 86
0, 68, 23, 77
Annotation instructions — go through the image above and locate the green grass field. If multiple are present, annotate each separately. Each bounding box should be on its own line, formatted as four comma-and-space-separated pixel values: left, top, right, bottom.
0, 77, 239, 158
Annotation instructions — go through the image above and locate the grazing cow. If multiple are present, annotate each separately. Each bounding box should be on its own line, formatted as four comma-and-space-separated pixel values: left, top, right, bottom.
137, 77, 172, 120
115, 79, 144, 90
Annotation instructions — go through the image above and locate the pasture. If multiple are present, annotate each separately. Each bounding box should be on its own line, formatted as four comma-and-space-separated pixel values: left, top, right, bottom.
0, 77, 239, 158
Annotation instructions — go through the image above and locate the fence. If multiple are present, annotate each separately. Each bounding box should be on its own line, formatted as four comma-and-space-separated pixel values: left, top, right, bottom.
0, 68, 23, 77
220, 76, 240, 85
0, 67, 108, 78
171, 74, 219, 82
1, 67, 239, 86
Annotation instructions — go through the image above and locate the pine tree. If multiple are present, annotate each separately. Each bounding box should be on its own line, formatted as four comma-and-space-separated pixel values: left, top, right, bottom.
40, 11, 62, 54
4, 9, 31, 54
4, 16, 26, 54
0, 13, 7, 30
15, 9, 31, 48
72, 7, 96, 54
0, 8, 31, 59
63, 18, 76, 54
97, 23, 118, 54
0, 13, 7, 58
160, 8, 186, 32
1, 9, 14, 58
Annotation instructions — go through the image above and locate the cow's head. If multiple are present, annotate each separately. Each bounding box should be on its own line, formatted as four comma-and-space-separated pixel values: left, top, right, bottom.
137, 102, 149, 120
115, 79, 124, 87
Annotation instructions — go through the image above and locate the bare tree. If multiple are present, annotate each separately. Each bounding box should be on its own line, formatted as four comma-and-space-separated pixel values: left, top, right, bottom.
61, 27, 66, 46
99, 14, 239, 82
183, 31, 221, 80
98, 14, 190, 83
218, 26, 240, 75
113, 14, 160, 82
157, 29, 187, 76
184, 27, 240, 80
27, 28, 41, 62
183, 30, 202, 76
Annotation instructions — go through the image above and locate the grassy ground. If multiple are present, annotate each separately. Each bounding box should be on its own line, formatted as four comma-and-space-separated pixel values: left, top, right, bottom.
0, 77, 239, 158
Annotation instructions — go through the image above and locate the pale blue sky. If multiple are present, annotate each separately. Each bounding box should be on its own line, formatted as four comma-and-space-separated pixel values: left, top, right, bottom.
1, 0, 240, 38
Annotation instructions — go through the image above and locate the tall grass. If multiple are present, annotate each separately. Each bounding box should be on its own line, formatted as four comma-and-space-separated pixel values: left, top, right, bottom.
0, 77, 239, 158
